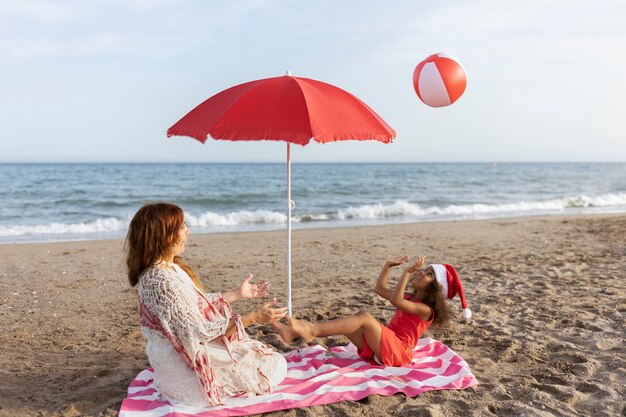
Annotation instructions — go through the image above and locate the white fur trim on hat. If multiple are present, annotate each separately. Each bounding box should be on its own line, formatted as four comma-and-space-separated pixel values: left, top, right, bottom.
430, 264, 448, 296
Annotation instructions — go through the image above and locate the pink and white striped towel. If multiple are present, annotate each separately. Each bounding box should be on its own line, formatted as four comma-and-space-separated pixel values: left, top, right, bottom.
119, 338, 477, 417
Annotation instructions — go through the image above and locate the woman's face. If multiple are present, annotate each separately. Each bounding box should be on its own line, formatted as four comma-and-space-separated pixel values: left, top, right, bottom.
411, 266, 435, 292
170, 220, 190, 257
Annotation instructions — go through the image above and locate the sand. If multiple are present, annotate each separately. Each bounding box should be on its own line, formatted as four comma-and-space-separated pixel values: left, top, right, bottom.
1, 214, 625, 417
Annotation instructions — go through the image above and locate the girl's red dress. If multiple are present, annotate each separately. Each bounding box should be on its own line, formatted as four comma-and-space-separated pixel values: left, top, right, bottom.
359, 298, 433, 366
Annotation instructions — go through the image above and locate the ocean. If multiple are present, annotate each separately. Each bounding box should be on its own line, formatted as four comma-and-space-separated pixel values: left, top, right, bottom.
1, 163, 625, 243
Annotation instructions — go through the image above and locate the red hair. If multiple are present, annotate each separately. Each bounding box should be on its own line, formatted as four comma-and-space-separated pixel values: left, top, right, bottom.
125, 203, 203, 290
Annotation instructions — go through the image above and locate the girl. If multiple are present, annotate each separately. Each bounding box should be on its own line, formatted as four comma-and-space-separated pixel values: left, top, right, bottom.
126, 203, 288, 406
275, 256, 468, 367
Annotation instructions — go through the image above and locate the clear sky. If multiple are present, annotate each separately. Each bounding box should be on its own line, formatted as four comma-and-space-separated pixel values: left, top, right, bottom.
1, 0, 625, 163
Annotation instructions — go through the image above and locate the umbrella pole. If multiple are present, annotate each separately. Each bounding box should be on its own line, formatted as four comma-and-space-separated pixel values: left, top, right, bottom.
287, 143, 292, 317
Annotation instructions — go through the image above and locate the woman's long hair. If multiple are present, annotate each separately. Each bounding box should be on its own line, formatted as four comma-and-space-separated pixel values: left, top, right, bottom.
125, 203, 203, 290
420, 280, 451, 331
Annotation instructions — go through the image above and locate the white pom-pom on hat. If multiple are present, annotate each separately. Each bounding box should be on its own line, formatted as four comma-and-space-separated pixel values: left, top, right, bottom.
430, 263, 471, 320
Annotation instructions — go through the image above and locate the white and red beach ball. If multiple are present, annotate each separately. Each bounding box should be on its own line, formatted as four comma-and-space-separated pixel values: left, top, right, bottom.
413, 53, 467, 108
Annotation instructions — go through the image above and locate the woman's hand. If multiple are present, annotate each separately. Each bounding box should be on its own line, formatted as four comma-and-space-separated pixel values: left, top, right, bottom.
404, 256, 425, 274
386, 255, 409, 268
249, 298, 287, 325
235, 273, 271, 300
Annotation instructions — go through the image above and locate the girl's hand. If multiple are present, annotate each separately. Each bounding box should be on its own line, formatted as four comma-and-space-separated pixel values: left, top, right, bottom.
235, 274, 271, 299
252, 298, 287, 324
386, 255, 409, 267
404, 256, 425, 273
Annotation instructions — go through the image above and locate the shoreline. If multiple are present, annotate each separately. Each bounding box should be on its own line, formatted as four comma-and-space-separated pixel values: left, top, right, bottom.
1, 213, 625, 416
2, 210, 625, 246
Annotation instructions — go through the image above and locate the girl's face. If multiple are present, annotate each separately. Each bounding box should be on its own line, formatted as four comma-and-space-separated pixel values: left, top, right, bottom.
170, 220, 190, 257
411, 266, 435, 292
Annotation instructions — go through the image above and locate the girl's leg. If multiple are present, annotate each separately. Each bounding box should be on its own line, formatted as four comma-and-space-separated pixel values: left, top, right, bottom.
289, 311, 383, 359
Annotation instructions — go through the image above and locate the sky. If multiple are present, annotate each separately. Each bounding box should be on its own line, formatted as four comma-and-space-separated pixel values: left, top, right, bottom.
0, 0, 625, 163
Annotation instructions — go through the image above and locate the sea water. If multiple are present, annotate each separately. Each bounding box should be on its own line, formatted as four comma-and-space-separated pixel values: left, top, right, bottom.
1, 163, 625, 243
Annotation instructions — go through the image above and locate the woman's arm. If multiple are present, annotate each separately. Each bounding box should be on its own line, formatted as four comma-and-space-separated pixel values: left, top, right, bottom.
145, 270, 285, 341
389, 257, 432, 320
222, 274, 271, 303
141, 269, 232, 343
223, 298, 287, 336
375, 256, 408, 300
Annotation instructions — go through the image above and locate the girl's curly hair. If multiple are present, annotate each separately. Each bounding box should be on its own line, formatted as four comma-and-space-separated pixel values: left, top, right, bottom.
420, 279, 451, 331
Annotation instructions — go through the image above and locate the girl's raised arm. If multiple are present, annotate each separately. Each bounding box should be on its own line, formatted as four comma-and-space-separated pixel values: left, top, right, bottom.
375, 256, 408, 300
389, 257, 432, 320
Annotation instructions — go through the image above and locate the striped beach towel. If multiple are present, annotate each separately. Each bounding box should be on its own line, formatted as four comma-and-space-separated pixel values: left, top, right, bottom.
119, 338, 477, 417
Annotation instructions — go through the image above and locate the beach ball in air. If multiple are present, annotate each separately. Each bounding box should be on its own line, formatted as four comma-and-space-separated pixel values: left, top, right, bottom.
413, 52, 467, 107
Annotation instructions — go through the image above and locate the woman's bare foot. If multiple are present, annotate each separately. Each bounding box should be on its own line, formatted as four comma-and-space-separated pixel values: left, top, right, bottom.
271, 321, 299, 345
288, 317, 316, 343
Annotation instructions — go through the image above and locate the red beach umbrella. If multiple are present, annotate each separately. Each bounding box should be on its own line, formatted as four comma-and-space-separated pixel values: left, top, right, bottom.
167, 72, 395, 315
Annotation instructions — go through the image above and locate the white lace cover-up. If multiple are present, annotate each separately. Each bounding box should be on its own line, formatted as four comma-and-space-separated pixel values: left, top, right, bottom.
137, 263, 287, 407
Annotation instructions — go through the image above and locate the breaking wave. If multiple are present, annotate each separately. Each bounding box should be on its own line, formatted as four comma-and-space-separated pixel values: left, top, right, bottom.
337, 193, 626, 220
1, 192, 625, 242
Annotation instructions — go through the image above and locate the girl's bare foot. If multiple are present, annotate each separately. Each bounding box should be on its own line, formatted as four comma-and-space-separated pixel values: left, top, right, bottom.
288, 317, 316, 343
271, 321, 298, 345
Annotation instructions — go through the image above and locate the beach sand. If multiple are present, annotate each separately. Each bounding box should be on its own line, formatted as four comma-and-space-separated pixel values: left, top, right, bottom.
1, 214, 625, 417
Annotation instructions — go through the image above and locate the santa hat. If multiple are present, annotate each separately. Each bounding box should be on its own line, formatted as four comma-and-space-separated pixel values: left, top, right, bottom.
430, 264, 471, 320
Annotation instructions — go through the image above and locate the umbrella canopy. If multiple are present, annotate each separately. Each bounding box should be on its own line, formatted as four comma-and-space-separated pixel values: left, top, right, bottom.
167, 75, 395, 145
167, 74, 395, 315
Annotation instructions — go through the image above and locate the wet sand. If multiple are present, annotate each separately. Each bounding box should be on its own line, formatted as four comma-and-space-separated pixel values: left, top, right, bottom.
1, 214, 625, 416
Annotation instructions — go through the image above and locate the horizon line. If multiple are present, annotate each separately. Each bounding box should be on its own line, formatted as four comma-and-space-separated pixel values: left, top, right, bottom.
1, 160, 626, 165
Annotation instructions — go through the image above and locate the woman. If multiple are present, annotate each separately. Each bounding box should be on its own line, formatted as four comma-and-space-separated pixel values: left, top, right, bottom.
126, 203, 288, 406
